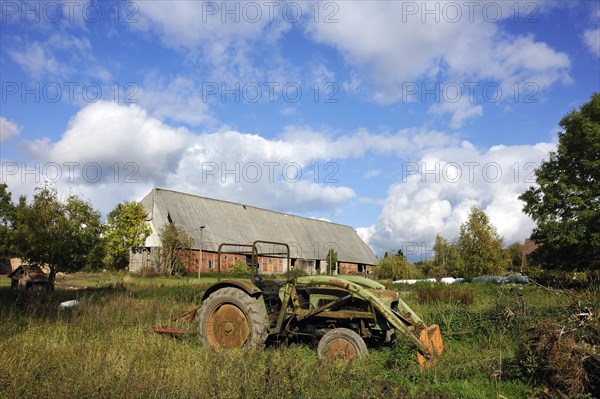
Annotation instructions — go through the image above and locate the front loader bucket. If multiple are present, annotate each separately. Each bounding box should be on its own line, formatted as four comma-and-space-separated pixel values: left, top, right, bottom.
417, 324, 444, 367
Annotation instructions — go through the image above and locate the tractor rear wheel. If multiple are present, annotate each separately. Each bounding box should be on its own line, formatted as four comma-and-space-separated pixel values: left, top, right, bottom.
317, 328, 368, 361
199, 287, 269, 349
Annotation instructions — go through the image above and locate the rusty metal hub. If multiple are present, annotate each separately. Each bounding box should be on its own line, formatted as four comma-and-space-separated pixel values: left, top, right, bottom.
206, 303, 250, 348
322, 338, 358, 360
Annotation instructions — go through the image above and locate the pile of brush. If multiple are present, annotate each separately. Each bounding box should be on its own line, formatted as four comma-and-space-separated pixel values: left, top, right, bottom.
518, 304, 599, 398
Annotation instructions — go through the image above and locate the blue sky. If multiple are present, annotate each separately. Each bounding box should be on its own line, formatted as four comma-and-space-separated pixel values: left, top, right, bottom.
1, 1, 599, 259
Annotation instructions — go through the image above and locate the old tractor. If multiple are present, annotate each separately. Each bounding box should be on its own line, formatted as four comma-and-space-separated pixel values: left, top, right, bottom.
156, 240, 443, 366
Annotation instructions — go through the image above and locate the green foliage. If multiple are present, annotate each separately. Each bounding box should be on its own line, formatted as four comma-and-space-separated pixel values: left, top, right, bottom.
289, 267, 308, 279
413, 260, 432, 277
104, 201, 151, 269
0, 183, 15, 256
428, 212, 512, 279
12, 184, 104, 285
427, 306, 494, 338
432, 234, 463, 277
374, 254, 422, 280
504, 241, 524, 273
63, 194, 105, 272
158, 222, 192, 276
228, 260, 250, 277
458, 208, 508, 278
520, 93, 600, 272
325, 248, 337, 275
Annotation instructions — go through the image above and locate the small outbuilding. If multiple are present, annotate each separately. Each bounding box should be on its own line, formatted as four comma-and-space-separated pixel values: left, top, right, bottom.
8, 264, 51, 290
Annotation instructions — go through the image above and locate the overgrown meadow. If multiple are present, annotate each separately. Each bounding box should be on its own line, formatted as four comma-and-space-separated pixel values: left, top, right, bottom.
1, 274, 598, 399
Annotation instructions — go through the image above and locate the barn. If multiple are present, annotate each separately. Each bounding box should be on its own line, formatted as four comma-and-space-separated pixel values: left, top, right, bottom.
130, 188, 377, 275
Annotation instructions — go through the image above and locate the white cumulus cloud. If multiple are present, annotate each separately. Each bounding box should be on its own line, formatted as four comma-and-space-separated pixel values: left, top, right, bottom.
583, 28, 600, 56
0, 116, 21, 142
360, 140, 555, 258
306, 1, 571, 125
15, 103, 370, 216
137, 74, 215, 126
24, 101, 192, 185
428, 98, 484, 129
13, 102, 460, 217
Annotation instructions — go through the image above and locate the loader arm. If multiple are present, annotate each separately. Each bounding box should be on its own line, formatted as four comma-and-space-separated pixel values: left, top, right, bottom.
296, 276, 444, 366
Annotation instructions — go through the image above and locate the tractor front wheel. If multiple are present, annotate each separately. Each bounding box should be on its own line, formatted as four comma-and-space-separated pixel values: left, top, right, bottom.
199, 287, 269, 349
317, 328, 368, 361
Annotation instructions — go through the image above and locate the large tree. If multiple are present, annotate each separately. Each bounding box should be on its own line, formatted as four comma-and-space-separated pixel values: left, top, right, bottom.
12, 185, 103, 287
520, 93, 600, 271
104, 201, 151, 269
458, 207, 507, 278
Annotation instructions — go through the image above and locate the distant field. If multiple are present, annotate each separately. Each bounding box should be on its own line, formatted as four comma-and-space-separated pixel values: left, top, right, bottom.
1, 273, 597, 399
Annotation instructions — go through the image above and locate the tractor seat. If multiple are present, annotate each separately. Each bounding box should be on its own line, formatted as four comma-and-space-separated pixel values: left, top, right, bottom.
251, 274, 282, 297
251, 273, 265, 290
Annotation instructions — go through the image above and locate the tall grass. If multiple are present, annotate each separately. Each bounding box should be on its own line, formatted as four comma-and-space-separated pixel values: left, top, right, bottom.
1, 277, 596, 398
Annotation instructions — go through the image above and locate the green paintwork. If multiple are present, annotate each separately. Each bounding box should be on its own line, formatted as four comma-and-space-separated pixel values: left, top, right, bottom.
296, 275, 385, 290
331, 275, 386, 290
299, 276, 422, 322
295, 275, 421, 324
287, 276, 431, 356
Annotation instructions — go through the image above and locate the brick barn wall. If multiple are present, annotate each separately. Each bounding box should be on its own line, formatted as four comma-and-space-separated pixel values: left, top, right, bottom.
339, 262, 357, 274
185, 250, 370, 275
186, 251, 289, 274
339, 262, 371, 274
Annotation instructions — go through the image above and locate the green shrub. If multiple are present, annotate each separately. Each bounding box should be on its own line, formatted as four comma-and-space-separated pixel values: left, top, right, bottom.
374, 255, 423, 280
535, 269, 590, 288
289, 267, 307, 279
228, 260, 250, 277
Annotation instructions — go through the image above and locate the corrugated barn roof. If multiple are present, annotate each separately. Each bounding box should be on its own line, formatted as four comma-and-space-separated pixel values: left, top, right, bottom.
140, 188, 377, 265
